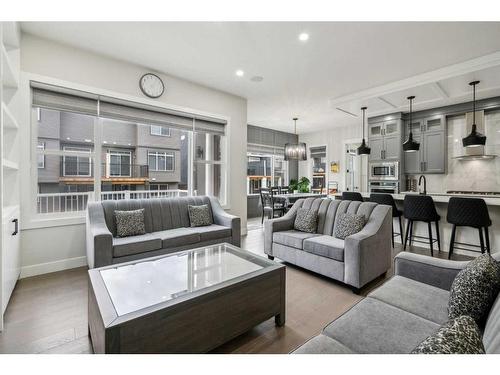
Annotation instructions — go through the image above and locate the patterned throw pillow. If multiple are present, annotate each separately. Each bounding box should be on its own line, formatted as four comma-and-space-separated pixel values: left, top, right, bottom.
412, 315, 485, 354
334, 213, 366, 240
294, 208, 318, 233
448, 254, 500, 326
115, 209, 146, 238
188, 204, 213, 227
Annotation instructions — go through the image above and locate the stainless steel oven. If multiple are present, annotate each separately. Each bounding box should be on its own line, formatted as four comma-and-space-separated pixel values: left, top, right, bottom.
369, 162, 399, 181
369, 181, 400, 194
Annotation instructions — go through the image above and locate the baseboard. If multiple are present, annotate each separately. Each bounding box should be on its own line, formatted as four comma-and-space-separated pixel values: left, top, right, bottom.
20, 256, 88, 279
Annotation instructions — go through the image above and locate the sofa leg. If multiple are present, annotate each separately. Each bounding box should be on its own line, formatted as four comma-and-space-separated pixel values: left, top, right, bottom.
267, 255, 275, 260
351, 287, 361, 295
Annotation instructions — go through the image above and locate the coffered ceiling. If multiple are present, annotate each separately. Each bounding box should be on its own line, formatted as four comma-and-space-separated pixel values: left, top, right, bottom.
20, 22, 500, 133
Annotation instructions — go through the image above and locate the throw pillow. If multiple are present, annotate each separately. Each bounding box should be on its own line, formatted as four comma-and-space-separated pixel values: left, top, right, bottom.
115, 209, 146, 238
334, 213, 366, 240
448, 254, 500, 327
294, 208, 318, 233
188, 204, 213, 227
411, 315, 485, 354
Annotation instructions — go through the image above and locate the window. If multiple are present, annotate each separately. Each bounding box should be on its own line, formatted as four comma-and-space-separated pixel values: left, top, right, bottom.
150, 125, 171, 137
63, 146, 92, 176
247, 153, 288, 194
32, 83, 227, 215
37, 142, 45, 168
148, 151, 175, 171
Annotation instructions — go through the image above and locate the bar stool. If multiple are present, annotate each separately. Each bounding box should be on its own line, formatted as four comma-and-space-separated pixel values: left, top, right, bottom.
342, 192, 364, 202
447, 197, 491, 259
403, 195, 441, 256
370, 193, 404, 248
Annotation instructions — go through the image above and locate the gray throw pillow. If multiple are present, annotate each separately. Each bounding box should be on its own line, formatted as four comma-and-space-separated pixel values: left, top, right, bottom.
334, 213, 365, 240
412, 315, 485, 354
448, 254, 500, 326
115, 209, 146, 238
188, 204, 213, 227
294, 208, 318, 233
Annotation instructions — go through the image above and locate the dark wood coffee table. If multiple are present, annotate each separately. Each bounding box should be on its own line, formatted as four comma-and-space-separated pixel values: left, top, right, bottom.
88, 243, 286, 353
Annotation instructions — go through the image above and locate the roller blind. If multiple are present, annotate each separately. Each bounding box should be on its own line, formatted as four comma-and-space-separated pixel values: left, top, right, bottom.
32, 87, 99, 116
31, 82, 227, 135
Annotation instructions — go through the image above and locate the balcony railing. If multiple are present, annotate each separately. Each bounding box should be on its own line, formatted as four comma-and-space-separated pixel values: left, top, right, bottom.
59, 161, 149, 179
37, 189, 189, 214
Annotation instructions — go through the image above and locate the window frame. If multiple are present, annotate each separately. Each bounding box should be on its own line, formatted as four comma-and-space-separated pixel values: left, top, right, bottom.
28, 77, 230, 228
62, 146, 92, 177
246, 152, 289, 195
37, 142, 45, 169
107, 150, 132, 177
147, 150, 175, 172
150, 125, 171, 137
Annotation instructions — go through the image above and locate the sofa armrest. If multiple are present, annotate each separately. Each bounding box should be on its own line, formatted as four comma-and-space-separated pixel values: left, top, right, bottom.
264, 203, 301, 255
344, 205, 393, 289
209, 197, 241, 247
394, 252, 468, 291
86, 202, 113, 269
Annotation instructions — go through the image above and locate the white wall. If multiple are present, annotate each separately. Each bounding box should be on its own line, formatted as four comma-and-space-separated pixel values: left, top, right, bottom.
19, 34, 247, 277
298, 124, 362, 192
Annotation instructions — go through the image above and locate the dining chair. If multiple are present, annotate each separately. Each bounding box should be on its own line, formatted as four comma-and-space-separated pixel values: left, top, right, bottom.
259, 188, 285, 224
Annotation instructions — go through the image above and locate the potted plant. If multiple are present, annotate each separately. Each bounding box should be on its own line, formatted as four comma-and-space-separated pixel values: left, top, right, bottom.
297, 177, 311, 193
289, 179, 299, 194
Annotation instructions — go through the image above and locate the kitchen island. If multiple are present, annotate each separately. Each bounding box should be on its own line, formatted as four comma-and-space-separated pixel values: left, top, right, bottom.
331, 191, 500, 255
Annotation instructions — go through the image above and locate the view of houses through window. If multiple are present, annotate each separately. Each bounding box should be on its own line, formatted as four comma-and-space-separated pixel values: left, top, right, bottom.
35, 104, 225, 214
246, 153, 288, 194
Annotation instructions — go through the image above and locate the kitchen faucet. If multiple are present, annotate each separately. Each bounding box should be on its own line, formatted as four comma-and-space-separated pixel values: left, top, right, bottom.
418, 175, 427, 195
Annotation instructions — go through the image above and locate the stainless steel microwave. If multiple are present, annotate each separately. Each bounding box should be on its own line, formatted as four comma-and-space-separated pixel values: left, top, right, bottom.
369, 162, 399, 181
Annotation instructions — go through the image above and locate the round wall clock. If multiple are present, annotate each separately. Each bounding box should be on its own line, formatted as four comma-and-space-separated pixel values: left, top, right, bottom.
139, 73, 165, 98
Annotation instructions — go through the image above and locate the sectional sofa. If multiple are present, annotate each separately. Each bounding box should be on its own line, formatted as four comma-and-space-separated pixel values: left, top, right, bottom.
86, 196, 240, 268
293, 251, 500, 354
264, 197, 393, 291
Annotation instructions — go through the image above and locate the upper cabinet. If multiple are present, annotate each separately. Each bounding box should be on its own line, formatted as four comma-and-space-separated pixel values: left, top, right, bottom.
368, 115, 403, 162
403, 114, 446, 174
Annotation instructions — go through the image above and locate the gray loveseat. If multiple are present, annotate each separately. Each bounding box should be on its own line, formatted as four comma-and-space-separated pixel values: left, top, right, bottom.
264, 197, 392, 291
293, 252, 500, 354
86, 196, 240, 268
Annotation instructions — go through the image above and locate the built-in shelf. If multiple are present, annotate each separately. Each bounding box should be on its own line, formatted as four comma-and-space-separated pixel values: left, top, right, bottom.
1, 45, 19, 90
1, 102, 18, 130
2, 159, 19, 171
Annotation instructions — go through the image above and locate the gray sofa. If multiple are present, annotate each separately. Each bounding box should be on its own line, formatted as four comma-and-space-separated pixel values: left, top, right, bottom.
293, 252, 500, 354
86, 196, 240, 268
264, 197, 392, 291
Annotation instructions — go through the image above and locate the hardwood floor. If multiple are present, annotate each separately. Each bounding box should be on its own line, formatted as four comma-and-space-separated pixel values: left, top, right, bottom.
0, 219, 470, 354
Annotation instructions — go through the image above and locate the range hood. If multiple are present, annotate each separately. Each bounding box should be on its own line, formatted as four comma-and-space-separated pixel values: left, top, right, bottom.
453, 110, 497, 161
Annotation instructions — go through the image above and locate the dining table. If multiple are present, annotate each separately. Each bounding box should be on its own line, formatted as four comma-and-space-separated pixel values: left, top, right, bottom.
273, 192, 327, 209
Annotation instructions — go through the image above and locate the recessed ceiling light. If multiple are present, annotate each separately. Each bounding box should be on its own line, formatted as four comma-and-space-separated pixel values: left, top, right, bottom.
298, 33, 309, 42
251, 76, 264, 83
235, 70, 244, 77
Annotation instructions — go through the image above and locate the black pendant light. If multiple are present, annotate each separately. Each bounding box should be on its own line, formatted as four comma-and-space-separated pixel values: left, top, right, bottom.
462, 80, 486, 148
403, 95, 420, 153
357, 106, 371, 155
284, 117, 307, 161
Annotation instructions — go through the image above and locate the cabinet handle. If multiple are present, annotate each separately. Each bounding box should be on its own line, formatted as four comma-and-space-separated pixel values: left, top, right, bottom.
380, 150, 383, 159
12, 218, 18, 236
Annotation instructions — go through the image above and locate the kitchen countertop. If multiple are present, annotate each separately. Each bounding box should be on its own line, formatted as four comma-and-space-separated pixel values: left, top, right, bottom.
331, 192, 500, 206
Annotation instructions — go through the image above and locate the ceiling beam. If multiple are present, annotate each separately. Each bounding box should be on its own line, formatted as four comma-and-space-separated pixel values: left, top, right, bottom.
376, 97, 398, 109
432, 82, 450, 99
335, 107, 358, 117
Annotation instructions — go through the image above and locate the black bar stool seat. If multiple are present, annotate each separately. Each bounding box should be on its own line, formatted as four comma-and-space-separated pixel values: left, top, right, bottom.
370, 193, 404, 248
447, 197, 492, 259
403, 195, 441, 256
342, 192, 364, 202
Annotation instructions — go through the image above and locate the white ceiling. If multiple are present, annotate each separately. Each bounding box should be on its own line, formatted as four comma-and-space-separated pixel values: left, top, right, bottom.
21, 22, 500, 133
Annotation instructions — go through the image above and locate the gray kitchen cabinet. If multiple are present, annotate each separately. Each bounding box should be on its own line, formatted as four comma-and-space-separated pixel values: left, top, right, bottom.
422, 131, 445, 173
403, 114, 446, 174
369, 123, 383, 139
383, 120, 400, 136
369, 138, 384, 161
403, 135, 422, 174
384, 135, 401, 160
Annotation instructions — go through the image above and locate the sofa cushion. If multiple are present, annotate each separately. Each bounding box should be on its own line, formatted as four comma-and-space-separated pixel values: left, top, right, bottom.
322, 297, 440, 353
334, 212, 365, 240
412, 315, 485, 354
188, 224, 232, 242
448, 254, 500, 326
115, 209, 146, 237
294, 208, 319, 233
483, 294, 500, 354
273, 230, 320, 250
369, 276, 450, 325
156, 228, 201, 248
292, 334, 354, 354
188, 204, 213, 227
113, 233, 162, 258
303, 235, 345, 262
